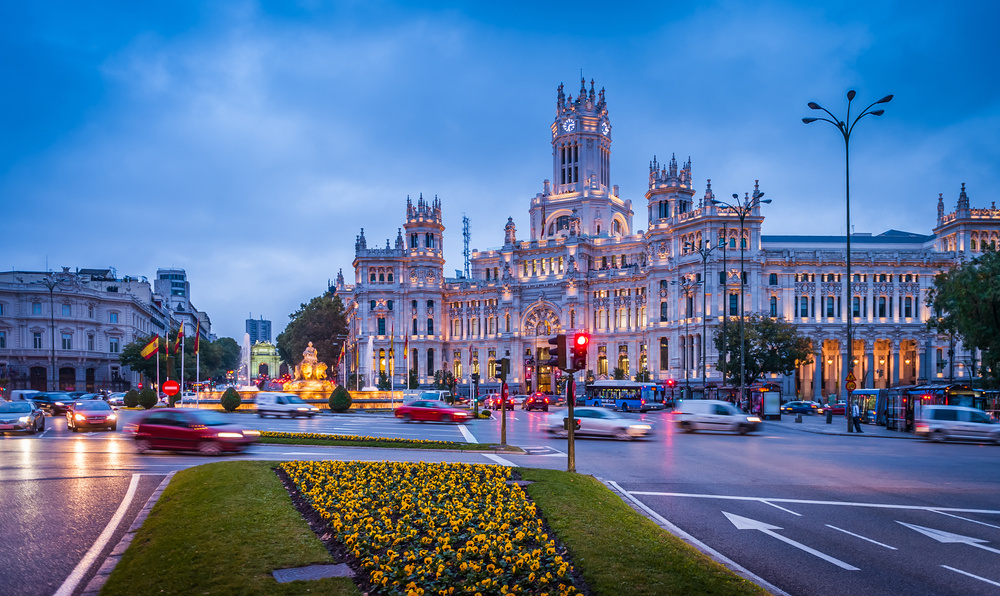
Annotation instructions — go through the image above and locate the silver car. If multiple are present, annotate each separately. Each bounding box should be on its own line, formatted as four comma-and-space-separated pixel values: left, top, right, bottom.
0, 400, 45, 435
915, 405, 1000, 444
545, 407, 653, 441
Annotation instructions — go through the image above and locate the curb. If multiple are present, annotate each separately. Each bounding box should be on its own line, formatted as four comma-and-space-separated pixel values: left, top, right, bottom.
775, 421, 917, 440
81, 471, 177, 595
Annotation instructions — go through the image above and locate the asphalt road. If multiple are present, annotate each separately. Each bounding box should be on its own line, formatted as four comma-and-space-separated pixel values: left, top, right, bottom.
2, 406, 999, 595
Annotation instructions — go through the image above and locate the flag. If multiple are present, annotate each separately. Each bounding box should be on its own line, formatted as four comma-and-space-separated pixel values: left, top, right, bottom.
403, 334, 408, 360
469, 344, 474, 365
141, 335, 159, 359
193, 320, 201, 354
174, 324, 184, 354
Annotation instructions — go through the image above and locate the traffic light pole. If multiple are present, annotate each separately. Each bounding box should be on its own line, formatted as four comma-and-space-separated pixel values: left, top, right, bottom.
500, 379, 509, 448
566, 371, 575, 473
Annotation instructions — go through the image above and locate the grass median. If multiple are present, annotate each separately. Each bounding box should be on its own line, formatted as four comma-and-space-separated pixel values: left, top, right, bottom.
258, 430, 523, 452
102, 461, 766, 595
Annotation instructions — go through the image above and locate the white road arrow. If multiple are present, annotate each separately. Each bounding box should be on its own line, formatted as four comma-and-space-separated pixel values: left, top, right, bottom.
723, 512, 860, 571
897, 521, 1000, 554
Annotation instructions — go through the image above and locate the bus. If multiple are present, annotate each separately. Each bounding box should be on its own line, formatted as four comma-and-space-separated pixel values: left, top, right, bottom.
582, 380, 668, 412
886, 384, 986, 432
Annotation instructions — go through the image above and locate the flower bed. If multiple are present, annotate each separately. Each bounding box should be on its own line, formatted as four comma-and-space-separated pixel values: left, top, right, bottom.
280, 461, 578, 596
261, 431, 460, 447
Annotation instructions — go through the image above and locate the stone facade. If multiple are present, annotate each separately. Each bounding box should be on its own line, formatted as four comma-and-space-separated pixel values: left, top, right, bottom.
335, 79, 1000, 399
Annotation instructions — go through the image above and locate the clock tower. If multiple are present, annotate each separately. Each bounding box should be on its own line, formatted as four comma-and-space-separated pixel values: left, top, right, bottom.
529, 78, 632, 240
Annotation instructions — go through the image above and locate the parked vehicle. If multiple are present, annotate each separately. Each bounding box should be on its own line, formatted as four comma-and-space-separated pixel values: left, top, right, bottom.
9, 389, 41, 402
544, 407, 653, 440
67, 400, 117, 432
915, 405, 1000, 444
255, 392, 320, 418
675, 399, 761, 435
32, 392, 74, 415
0, 400, 45, 435
522, 393, 550, 412
781, 401, 822, 415
395, 400, 470, 423
134, 409, 259, 455
824, 401, 847, 416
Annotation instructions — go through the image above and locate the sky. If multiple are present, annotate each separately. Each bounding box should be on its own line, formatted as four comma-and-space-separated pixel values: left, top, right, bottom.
2, 0, 998, 342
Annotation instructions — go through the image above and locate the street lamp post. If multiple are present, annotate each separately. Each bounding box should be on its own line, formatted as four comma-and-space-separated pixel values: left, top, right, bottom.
673, 276, 703, 400
711, 186, 770, 407
685, 239, 725, 390
803, 89, 892, 432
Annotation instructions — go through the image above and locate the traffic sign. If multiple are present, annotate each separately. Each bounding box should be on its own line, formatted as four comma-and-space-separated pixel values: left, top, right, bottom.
845, 380, 857, 392
163, 380, 180, 396
846, 372, 857, 383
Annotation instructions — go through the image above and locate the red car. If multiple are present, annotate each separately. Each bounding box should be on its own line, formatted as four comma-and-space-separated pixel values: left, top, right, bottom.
67, 400, 118, 432
824, 401, 847, 415
395, 400, 470, 423
134, 408, 259, 455
522, 393, 550, 412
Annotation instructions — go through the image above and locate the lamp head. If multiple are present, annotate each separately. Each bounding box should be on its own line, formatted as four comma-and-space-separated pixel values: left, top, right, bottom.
760, 199, 772, 204
802, 117, 819, 124
807, 102, 822, 110
847, 90, 856, 101
878, 94, 893, 103
732, 193, 739, 200
870, 109, 885, 116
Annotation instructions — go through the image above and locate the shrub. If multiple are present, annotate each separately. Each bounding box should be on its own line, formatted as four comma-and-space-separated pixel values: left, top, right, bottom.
328, 385, 352, 413
220, 387, 242, 412
138, 388, 158, 410
124, 389, 140, 408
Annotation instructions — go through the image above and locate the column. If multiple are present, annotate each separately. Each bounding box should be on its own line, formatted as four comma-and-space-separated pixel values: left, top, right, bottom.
813, 345, 823, 401
840, 344, 850, 400
891, 341, 901, 386
866, 351, 875, 389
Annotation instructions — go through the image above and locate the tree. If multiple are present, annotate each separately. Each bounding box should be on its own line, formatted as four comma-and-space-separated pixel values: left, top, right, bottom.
376, 372, 391, 390
276, 293, 349, 374
120, 335, 241, 386
329, 385, 352, 413
119, 335, 162, 381
927, 247, 1000, 388
220, 387, 242, 412
433, 370, 456, 391
713, 314, 814, 387
635, 368, 651, 382
408, 369, 419, 389
612, 367, 627, 380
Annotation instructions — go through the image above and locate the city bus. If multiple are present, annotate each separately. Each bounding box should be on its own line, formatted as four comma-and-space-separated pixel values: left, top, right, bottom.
886, 384, 985, 432
582, 380, 667, 412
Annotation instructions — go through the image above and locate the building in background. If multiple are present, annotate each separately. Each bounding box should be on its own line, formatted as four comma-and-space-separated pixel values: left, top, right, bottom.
335, 79, 1000, 399
154, 268, 210, 344
0, 266, 213, 393
246, 315, 272, 344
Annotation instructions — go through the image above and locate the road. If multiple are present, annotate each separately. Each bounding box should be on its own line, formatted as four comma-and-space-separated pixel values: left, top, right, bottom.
2, 406, 999, 595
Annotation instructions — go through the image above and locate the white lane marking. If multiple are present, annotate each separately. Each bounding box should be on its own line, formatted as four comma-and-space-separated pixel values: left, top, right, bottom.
825, 524, 897, 550
606, 482, 791, 596
458, 424, 478, 444
724, 512, 859, 571
761, 500, 802, 516
931, 509, 1000, 530
630, 491, 1000, 515
941, 565, 1000, 587
483, 454, 518, 467
54, 473, 142, 596
897, 521, 1000, 554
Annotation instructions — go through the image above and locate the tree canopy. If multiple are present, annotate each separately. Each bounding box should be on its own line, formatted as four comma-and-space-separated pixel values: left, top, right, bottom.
926, 247, 1000, 388
275, 292, 349, 375
713, 314, 814, 386
119, 335, 241, 385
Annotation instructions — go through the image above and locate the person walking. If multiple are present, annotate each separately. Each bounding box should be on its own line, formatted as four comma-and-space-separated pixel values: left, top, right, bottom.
851, 400, 864, 433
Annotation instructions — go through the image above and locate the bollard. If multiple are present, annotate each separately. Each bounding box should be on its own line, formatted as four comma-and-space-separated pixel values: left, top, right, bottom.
826, 409, 833, 424
795, 413, 803, 423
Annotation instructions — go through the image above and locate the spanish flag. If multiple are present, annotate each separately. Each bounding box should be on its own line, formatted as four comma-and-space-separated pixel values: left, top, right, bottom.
193, 320, 201, 354
141, 335, 160, 359
174, 325, 184, 354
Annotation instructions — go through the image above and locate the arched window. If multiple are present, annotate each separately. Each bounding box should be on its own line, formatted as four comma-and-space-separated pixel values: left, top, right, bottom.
660, 301, 668, 322
770, 296, 778, 317
387, 271, 393, 283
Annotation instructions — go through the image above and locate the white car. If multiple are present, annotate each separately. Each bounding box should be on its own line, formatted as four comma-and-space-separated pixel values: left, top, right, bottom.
915, 405, 1000, 443
674, 399, 761, 434
256, 392, 320, 418
179, 391, 199, 403
107, 392, 127, 406
544, 407, 653, 441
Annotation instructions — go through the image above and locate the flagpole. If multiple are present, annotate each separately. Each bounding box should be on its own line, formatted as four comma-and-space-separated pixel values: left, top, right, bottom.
196, 349, 200, 409
156, 337, 160, 405
390, 325, 395, 410
180, 325, 185, 404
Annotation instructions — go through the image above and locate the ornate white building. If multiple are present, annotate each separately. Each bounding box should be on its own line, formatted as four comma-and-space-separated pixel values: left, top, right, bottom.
335, 79, 1000, 399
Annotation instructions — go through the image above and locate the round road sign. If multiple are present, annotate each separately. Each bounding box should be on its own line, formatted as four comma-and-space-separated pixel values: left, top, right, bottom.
163, 380, 180, 396
845, 381, 857, 392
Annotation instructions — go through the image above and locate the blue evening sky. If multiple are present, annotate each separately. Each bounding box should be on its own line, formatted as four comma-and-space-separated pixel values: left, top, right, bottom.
2, 1, 998, 341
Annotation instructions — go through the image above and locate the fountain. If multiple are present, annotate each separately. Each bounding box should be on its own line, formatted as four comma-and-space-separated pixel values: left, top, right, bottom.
282, 341, 335, 399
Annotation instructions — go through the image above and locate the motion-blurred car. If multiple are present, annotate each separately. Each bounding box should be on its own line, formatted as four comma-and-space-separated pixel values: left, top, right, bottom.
522, 393, 550, 412
395, 400, 470, 423
488, 394, 520, 410
256, 392, 320, 418
67, 400, 118, 432
134, 409, 259, 455
675, 400, 761, 434
823, 402, 847, 416
544, 407, 653, 440
915, 405, 1000, 444
107, 392, 127, 406
781, 401, 823, 415
0, 400, 45, 435
32, 392, 74, 415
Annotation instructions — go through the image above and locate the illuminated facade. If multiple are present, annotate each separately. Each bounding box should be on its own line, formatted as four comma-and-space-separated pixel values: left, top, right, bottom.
335, 79, 1000, 398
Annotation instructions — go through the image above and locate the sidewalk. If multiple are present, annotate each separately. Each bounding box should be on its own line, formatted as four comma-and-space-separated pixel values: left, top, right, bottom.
770, 412, 918, 439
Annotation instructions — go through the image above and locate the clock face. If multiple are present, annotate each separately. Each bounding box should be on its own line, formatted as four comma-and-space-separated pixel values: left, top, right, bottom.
563, 120, 576, 132
601, 122, 610, 135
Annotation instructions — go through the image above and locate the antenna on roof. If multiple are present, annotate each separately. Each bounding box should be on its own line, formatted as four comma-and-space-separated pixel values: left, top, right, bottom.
463, 215, 471, 279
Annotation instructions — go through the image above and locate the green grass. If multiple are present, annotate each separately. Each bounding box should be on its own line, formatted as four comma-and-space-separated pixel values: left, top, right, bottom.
104, 463, 767, 596
100, 461, 359, 596
519, 468, 767, 595
258, 433, 523, 452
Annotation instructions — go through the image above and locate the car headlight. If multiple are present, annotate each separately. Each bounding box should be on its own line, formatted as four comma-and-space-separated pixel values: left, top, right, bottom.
18, 416, 29, 423
108, 413, 117, 420
242, 430, 260, 437
55, 401, 64, 406
746, 416, 761, 423
296, 407, 310, 411
217, 432, 244, 438
629, 424, 651, 430
75, 413, 87, 421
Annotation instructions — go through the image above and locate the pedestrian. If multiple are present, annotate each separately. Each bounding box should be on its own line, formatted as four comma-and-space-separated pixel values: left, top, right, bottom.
851, 400, 864, 433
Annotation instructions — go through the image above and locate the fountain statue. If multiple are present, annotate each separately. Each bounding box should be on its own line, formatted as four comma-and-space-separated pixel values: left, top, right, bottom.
283, 340, 335, 399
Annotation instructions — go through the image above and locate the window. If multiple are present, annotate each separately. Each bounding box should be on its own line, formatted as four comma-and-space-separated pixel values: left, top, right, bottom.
387, 271, 393, 283
742, 271, 748, 285
370, 272, 376, 283
88, 335, 94, 351
769, 273, 777, 285
453, 319, 461, 336
852, 297, 861, 318
427, 348, 435, 376
379, 272, 384, 283
799, 296, 808, 318
33, 332, 43, 349
826, 297, 835, 318
0, 330, 5, 348
62, 304, 71, 316
412, 318, 418, 334
426, 300, 434, 311
387, 300, 393, 311
62, 333, 72, 350
904, 296, 913, 318
719, 271, 726, 285
878, 296, 887, 318
770, 296, 778, 317
109, 338, 120, 353
411, 300, 417, 309
370, 300, 377, 310
32, 302, 42, 315
377, 318, 386, 336
598, 346, 608, 376
109, 312, 118, 323
88, 305, 94, 318
729, 293, 738, 316
427, 318, 434, 335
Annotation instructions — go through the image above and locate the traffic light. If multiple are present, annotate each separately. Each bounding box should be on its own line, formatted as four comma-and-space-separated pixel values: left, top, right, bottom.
571, 332, 589, 371
496, 357, 509, 381
547, 334, 567, 369
666, 379, 677, 389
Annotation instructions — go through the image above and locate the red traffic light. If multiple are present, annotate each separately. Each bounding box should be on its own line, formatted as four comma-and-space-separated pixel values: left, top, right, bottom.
575, 334, 589, 347
666, 379, 676, 388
